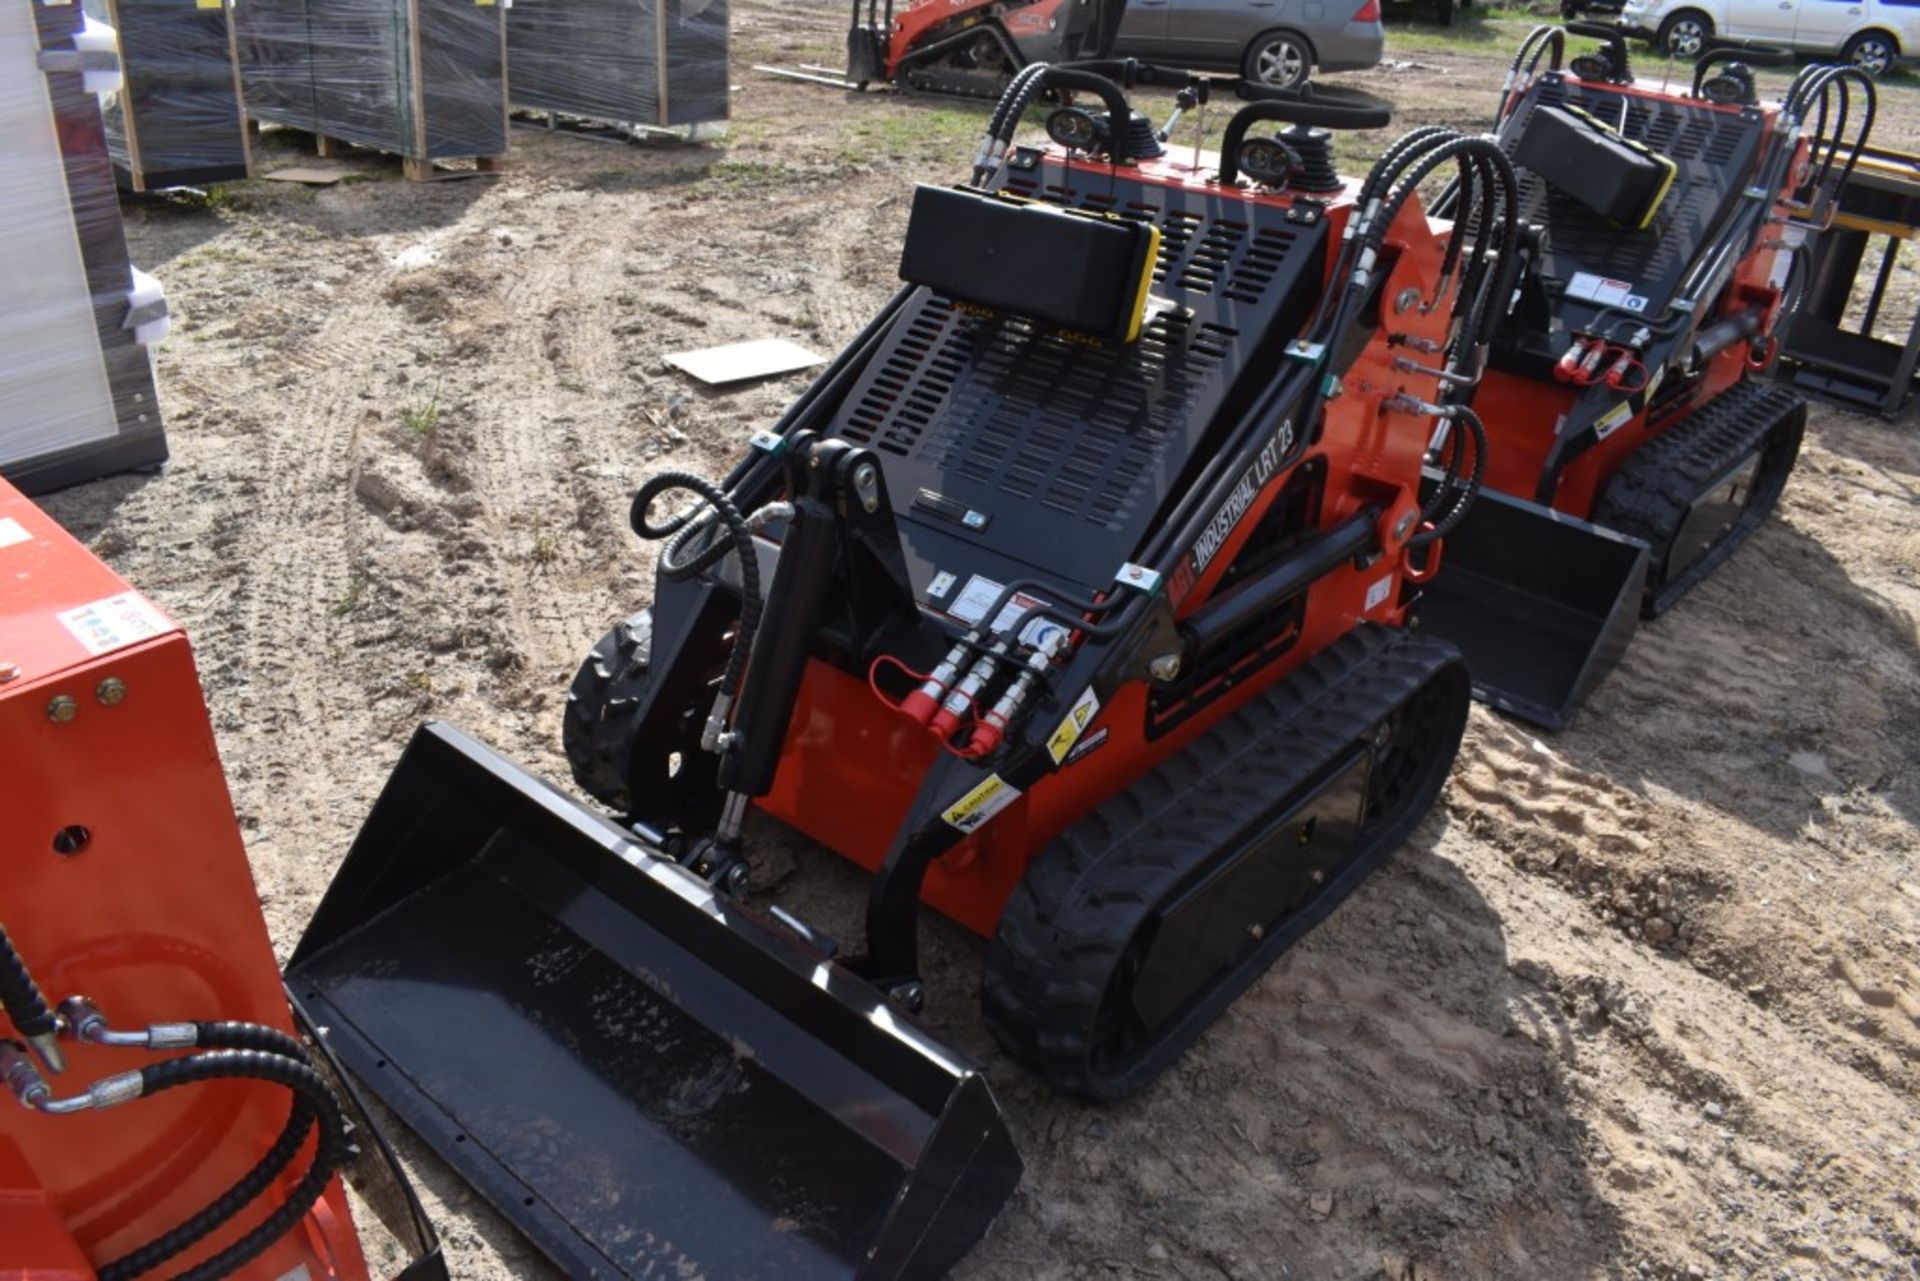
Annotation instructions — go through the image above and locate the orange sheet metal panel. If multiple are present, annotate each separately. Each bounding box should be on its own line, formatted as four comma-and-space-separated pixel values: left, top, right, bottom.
0, 477, 368, 1280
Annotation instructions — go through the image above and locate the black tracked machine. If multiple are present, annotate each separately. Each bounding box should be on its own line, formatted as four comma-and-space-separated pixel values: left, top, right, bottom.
289, 62, 1528, 1279
1414, 23, 1878, 727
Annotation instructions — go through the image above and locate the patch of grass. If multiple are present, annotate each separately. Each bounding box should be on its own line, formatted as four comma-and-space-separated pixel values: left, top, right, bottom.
399, 392, 441, 439
331, 571, 369, 616
579, 163, 711, 193
704, 159, 794, 190
405, 670, 433, 694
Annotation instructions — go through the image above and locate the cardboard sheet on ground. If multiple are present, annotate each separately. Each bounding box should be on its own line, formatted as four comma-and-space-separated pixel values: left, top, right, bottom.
667, 338, 824, 386
266, 165, 349, 185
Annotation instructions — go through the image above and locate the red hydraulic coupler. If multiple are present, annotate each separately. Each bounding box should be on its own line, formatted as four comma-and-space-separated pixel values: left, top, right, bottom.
928, 647, 1004, 741
902, 641, 969, 726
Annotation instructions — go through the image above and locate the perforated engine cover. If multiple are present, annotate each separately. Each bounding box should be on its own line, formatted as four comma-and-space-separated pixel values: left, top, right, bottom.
831, 160, 1328, 593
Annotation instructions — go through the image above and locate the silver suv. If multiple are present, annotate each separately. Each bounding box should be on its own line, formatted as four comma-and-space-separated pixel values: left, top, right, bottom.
1111, 0, 1388, 89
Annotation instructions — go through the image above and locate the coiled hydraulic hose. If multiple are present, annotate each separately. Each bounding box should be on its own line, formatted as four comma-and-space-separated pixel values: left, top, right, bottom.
139, 1052, 350, 1281
631, 471, 763, 703
72, 1021, 325, 1281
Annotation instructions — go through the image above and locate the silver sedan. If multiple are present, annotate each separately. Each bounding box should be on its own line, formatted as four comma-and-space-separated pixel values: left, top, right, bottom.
1111, 0, 1388, 89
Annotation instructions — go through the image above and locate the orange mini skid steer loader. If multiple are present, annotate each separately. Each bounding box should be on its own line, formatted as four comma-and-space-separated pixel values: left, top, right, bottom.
1416, 23, 1878, 727
845, 0, 1130, 97
287, 65, 1521, 1279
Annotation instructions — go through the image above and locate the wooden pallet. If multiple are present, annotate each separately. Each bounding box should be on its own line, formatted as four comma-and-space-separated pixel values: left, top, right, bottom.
247, 118, 504, 182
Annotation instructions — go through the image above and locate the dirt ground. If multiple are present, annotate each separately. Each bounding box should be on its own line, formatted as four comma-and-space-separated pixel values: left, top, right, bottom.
37, 3, 1920, 1277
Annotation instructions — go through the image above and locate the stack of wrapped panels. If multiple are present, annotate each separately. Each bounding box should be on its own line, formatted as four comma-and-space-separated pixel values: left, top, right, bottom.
235, 0, 507, 165
2, 0, 170, 495
507, 0, 728, 130
86, 0, 252, 192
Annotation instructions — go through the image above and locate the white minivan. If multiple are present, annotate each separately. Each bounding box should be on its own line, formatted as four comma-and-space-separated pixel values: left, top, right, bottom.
1619, 0, 1919, 74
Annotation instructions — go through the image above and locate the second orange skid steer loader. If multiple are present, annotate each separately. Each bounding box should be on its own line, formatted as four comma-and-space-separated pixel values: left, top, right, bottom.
285, 62, 1522, 1279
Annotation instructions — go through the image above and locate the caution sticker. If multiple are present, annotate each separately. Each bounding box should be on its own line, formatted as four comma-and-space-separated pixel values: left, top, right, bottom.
1594, 399, 1634, 440
941, 774, 1022, 834
1045, 686, 1102, 764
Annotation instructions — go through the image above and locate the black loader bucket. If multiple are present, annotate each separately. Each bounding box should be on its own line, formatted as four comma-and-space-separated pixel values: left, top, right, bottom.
288, 722, 1021, 1280
1415, 485, 1649, 730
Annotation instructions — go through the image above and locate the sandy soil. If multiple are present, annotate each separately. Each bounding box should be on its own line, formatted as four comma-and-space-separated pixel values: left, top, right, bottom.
38, 4, 1920, 1278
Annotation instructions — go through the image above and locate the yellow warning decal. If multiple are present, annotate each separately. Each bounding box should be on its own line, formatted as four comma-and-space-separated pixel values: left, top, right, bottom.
1046, 687, 1102, 764
941, 774, 1022, 834
1594, 399, 1634, 440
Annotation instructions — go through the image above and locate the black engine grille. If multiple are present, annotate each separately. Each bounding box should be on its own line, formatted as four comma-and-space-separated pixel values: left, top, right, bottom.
832, 162, 1327, 591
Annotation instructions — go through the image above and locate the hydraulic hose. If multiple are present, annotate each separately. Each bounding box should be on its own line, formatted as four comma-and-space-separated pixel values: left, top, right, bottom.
631, 471, 764, 701
1409, 406, 1488, 550
97, 1098, 316, 1281
0, 922, 59, 1069
126, 1052, 346, 1281
74, 1049, 349, 1281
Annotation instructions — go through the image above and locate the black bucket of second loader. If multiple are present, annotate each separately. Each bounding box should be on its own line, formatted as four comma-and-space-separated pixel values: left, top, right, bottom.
1415, 483, 1649, 730
288, 722, 1021, 1280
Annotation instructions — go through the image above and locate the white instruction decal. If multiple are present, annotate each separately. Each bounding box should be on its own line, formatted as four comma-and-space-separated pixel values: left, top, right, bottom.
1046, 686, 1103, 764
927, 570, 957, 601
0, 517, 29, 550
1565, 270, 1649, 314
58, 593, 170, 656
1364, 576, 1392, 613
942, 774, 1022, 834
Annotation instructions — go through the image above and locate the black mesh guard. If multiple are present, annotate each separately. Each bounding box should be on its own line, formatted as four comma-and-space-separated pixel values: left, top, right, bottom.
830, 160, 1329, 592
1502, 75, 1767, 328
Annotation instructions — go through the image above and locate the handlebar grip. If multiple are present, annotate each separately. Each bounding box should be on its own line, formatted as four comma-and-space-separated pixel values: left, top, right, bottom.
1564, 20, 1625, 41
1229, 85, 1393, 129
1699, 39, 1795, 66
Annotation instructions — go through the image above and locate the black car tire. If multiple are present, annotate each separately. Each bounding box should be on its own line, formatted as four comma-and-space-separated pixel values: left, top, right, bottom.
1438, 0, 1456, 25
1655, 9, 1714, 58
1242, 28, 1313, 89
1841, 29, 1899, 77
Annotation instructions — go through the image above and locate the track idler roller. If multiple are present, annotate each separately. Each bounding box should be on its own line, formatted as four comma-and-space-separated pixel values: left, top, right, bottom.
982, 626, 1470, 1101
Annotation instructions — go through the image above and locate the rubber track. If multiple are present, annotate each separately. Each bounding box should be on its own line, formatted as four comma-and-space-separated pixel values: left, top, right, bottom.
981, 624, 1468, 1101
562, 609, 652, 812
1593, 379, 1806, 619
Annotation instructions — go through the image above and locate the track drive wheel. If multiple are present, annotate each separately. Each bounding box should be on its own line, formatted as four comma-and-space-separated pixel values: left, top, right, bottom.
981, 626, 1469, 1101
563, 608, 723, 829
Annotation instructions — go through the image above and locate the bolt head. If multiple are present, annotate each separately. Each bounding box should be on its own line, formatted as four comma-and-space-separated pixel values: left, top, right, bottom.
96, 677, 126, 706
47, 695, 78, 724
1148, 653, 1183, 683
0, 661, 19, 683
1394, 286, 1421, 314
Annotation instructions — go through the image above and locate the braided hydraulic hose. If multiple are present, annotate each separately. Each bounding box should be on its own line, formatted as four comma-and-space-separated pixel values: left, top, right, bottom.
0, 923, 57, 1052
1409, 407, 1489, 550
97, 1100, 316, 1281
631, 472, 763, 701
87, 1049, 349, 1281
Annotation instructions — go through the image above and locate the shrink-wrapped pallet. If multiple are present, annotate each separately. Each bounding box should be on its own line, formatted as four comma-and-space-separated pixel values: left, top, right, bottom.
235, 0, 508, 171
85, 0, 252, 192
507, 0, 729, 131
2, 0, 170, 495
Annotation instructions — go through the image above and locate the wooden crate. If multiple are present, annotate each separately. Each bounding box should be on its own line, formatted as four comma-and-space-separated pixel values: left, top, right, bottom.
235, 0, 507, 171
89, 0, 252, 192
506, 0, 728, 131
